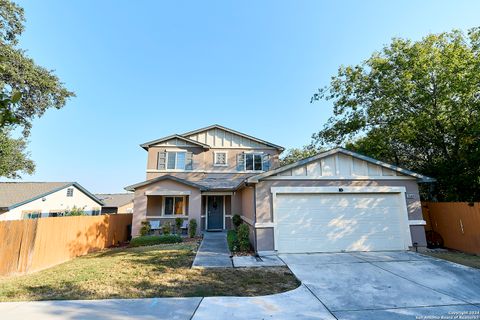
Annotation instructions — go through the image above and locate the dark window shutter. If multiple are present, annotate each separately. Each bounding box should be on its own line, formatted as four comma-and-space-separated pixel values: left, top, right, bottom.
157, 151, 166, 170
186, 152, 193, 170
236, 153, 245, 171
262, 154, 271, 171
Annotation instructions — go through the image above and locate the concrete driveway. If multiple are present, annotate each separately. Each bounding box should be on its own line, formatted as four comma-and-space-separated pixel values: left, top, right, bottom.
280, 251, 480, 319
1, 251, 479, 319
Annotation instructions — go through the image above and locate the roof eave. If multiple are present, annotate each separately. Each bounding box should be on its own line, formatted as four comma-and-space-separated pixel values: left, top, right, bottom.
247, 147, 436, 183
140, 134, 211, 151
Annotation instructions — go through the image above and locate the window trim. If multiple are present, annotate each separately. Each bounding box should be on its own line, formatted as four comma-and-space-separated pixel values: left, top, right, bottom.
166, 151, 187, 170
162, 196, 187, 216
214, 151, 228, 166
244, 152, 263, 172
66, 188, 74, 197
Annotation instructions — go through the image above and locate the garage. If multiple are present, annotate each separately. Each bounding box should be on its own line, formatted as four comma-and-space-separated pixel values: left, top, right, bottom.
272, 187, 412, 253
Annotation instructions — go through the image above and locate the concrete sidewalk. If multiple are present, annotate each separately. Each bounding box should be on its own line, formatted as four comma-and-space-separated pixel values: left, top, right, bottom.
0, 286, 332, 320
192, 231, 232, 268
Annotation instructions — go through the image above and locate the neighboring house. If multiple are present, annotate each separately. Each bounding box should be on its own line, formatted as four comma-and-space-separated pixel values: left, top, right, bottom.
95, 193, 134, 214
0, 182, 103, 221
125, 124, 434, 254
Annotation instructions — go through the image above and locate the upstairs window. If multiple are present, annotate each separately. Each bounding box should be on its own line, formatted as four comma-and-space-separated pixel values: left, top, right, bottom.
214, 152, 227, 166
66, 188, 74, 197
237, 153, 270, 171
158, 151, 192, 170
245, 153, 263, 171
167, 152, 186, 170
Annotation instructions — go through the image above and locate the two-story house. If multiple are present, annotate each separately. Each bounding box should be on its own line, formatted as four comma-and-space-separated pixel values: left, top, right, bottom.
126, 124, 433, 254
125, 124, 284, 237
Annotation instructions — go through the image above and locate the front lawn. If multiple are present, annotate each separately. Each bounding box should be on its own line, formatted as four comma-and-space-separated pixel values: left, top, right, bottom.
422, 250, 480, 269
0, 241, 299, 301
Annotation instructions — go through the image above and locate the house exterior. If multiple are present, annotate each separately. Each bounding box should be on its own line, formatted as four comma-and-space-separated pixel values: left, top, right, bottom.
95, 193, 134, 214
126, 125, 434, 253
0, 182, 103, 221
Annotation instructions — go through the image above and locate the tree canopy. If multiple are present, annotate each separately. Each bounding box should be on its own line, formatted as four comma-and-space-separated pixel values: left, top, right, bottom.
0, 0, 74, 178
308, 28, 480, 201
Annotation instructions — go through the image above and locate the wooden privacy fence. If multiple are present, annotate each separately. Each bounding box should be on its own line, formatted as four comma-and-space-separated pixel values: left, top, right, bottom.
422, 202, 480, 254
0, 214, 132, 276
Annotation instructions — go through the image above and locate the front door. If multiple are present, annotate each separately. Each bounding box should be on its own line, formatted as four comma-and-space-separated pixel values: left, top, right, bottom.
207, 196, 224, 230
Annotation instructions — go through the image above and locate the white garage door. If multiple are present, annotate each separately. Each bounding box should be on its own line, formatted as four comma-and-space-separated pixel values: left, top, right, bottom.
274, 190, 411, 253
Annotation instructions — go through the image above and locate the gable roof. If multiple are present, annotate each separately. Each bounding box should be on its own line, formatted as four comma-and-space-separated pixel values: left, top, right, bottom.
182, 124, 284, 151
95, 193, 134, 208
0, 182, 103, 210
140, 134, 211, 151
247, 147, 436, 183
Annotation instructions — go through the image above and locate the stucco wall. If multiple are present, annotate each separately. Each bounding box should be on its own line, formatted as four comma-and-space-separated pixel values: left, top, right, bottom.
0, 185, 101, 221
145, 146, 280, 180
253, 179, 426, 251
132, 180, 202, 236
239, 186, 255, 223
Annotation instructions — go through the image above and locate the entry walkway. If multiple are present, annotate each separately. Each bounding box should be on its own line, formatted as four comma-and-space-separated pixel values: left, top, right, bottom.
192, 231, 232, 268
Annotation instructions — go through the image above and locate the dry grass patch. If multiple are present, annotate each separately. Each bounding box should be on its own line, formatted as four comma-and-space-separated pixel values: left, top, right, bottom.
0, 242, 299, 301
422, 250, 480, 269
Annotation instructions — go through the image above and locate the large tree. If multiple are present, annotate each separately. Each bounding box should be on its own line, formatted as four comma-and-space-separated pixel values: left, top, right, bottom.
310, 28, 480, 201
0, 0, 74, 178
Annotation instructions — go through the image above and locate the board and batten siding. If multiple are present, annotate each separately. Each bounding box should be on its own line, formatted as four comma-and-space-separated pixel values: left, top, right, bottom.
275, 153, 404, 178
186, 128, 274, 149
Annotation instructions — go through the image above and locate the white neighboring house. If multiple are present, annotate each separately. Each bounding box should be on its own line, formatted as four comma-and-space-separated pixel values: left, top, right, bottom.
0, 182, 104, 221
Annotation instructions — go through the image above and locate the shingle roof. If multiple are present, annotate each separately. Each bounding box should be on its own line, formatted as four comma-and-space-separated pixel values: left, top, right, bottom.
95, 193, 134, 208
124, 174, 250, 192
0, 182, 103, 210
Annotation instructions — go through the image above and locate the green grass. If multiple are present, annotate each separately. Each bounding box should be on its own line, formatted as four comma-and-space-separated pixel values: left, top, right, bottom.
227, 230, 238, 252
0, 241, 299, 301
129, 234, 182, 247
422, 250, 480, 269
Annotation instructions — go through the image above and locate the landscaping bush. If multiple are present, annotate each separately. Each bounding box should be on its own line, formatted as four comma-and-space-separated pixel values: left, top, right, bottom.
189, 218, 197, 238
175, 218, 183, 234
227, 230, 239, 252
232, 214, 242, 230
130, 234, 182, 247
237, 224, 251, 252
162, 222, 172, 235
139, 220, 151, 236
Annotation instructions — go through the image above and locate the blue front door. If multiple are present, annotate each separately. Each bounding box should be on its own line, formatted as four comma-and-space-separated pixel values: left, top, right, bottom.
207, 196, 223, 230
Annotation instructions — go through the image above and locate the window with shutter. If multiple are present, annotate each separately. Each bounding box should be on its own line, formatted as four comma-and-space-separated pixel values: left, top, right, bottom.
186, 152, 193, 170
236, 153, 245, 171
262, 154, 271, 171
157, 151, 166, 170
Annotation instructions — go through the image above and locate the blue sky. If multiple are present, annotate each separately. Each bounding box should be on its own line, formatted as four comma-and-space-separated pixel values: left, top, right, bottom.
8, 0, 480, 193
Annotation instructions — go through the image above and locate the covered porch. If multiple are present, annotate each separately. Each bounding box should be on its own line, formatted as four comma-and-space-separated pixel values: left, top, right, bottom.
144, 192, 234, 232
128, 175, 243, 236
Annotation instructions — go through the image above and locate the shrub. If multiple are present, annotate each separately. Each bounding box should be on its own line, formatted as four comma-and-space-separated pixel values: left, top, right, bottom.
232, 214, 242, 230
175, 217, 183, 234
162, 222, 172, 235
130, 234, 182, 247
63, 206, 87, 216
139, 220, 151, 236
189, 218, 197, 238
227, 230, 239, 252
237, 224, 251, 252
